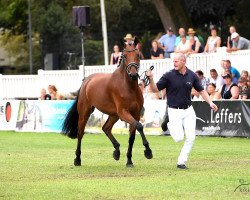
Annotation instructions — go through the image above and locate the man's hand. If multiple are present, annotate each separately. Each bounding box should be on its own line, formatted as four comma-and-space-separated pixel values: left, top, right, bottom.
146, 69, 153, 80
210, 102, 218, 112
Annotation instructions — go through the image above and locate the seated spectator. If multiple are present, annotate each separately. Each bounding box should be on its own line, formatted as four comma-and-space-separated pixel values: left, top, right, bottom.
240, 70, 249, 80
207, 83, 220, 100
175, 34, 190, 54
227, 26, 236, 49
218, 73, 239, 99
187, 35, 204, 55
238, 77, 250, 99
204, 27, 221, 53
209, 69, 224, 91
110, 45, 121, 65
223, 59, 240, 82
39, 88, 51, 100
227, 32, 250, 52
48, 85, 63, 100
195, 70, 209, 90
150, 40, 164, 59
144, 84, 160, 100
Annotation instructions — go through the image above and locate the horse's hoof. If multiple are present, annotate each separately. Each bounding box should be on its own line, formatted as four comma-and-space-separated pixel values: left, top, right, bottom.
113, 150, 120, 161
74, 159, 81, 166
126, 163, 134, 168
144, 149, 153, 159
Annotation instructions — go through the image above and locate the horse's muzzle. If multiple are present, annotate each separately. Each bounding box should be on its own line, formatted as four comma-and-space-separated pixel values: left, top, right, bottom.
130, 73, 139, 80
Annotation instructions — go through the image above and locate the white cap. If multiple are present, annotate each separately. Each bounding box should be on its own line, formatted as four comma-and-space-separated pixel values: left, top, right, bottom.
231, 32, 239, 39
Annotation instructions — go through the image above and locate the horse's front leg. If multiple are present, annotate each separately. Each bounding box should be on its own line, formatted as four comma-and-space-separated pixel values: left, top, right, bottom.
133, 121, 153, 159
126, 126, 136, 167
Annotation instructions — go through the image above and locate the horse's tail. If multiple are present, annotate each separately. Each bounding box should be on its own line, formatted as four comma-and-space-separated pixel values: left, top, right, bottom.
62, 96, 79, 139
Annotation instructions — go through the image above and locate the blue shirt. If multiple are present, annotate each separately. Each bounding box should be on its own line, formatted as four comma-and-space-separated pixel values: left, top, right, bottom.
159, 34, 176, 53
156, 68, 204, 107
230, 66, 240, 80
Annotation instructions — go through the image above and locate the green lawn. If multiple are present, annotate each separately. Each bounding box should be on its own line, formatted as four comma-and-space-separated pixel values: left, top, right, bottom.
0, 131, 249, 200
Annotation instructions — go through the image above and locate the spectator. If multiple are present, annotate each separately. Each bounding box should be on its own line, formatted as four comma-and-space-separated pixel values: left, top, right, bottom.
227, 26, 236, 48
135, 36, 145, 59
150, 40, 164, 60
187, 28, 205, 47
39, 88, 51, 100
238, 77, 250, 99
209, 69, 224, 91
144, 84, 160, 100
174, 34, 190, 54
218, 73, 239, 99
124, 33, 134, 46
207, 83, 220, 100
195, 70, 209, 90
158, 27, 176, 58
48, 85, 63, 100
187, 35, 203, 55
223, 59, 240, 82
227, 32, 250, 52
240, 70, 249, 80
204, 27, 221, 53
175, 27, 186, 47
110, 45, 121, 65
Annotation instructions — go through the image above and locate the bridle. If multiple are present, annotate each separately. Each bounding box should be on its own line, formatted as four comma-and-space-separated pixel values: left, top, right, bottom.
119, 47, 140, 80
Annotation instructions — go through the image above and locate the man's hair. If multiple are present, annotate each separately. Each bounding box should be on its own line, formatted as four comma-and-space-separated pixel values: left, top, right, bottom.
210, 69, 217, 73
174, 53, 186, 62
223, 59, 231, 65
195, 70, 204, 76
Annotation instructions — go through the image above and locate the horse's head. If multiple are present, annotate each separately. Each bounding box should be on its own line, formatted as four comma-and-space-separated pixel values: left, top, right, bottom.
119, 44, 140, 81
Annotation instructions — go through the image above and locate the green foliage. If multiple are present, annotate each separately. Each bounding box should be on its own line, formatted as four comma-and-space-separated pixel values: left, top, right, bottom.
0, 131, 249, 199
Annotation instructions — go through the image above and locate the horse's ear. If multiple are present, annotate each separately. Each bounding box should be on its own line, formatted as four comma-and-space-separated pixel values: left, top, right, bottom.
134, 36, 139, 47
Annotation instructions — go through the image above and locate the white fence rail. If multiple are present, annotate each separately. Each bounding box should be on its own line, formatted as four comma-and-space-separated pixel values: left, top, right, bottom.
1, 48, 250, 99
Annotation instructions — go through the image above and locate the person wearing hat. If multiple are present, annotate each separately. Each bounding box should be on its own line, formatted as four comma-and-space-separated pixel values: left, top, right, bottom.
227, 32, 250, 53
238, 77, 250, 99
124, 33, 135, 46
187, 28, 205, 47
218, 73, 239, 99
158, 27, 176, 58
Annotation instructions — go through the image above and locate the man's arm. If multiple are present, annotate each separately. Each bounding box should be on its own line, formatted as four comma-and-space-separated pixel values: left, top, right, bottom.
199, 90, 218, 112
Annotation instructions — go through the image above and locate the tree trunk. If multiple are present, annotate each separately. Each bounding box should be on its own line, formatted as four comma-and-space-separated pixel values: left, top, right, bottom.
152, 0, 192, 34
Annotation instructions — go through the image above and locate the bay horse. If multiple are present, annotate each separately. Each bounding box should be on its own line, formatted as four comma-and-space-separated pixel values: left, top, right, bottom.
62, 43, 153, 167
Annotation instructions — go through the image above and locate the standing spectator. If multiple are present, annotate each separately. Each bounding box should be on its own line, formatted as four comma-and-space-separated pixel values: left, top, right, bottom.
150, 40, 164, 60
110, 45, 121, 65
48, 85, 63, 100
227, 26, 236, 48
218, 73, 239, 99
227, 32, 250, 52
187, 35, 203, 55
223, 59, 240, 82
187, 28, 205, 47
146, 53, 218, 169
209, 69, 224, 91
204, 27, 221, 53
124, 33, 134, 46
158, 27, 176, 58
238, 77, 250, 99
175, 27, 186, 47
39, 88, 51, 100
174, 35, 190, 54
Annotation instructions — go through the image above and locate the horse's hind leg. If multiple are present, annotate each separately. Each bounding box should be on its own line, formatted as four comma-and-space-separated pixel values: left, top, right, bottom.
102, 115, 120, 160
74, 106, 94, 166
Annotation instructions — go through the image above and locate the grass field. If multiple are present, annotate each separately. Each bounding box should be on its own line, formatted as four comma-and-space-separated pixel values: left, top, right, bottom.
0, 131, 249, 200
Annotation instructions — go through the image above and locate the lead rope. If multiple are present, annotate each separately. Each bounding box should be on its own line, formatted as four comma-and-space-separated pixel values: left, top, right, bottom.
139, 65, 154, 87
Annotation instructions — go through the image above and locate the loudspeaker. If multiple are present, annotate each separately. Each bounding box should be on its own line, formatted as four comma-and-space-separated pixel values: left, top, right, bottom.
44, 53, 59, 70
72, 6, 90, 27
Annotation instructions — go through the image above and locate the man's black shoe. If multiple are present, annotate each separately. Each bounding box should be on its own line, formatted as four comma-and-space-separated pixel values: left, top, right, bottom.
177, 164, 188, 169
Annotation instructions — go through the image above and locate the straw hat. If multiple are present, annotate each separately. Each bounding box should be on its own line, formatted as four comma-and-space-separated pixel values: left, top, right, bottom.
124, 33, 134, 40
187, 28, 196, 34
